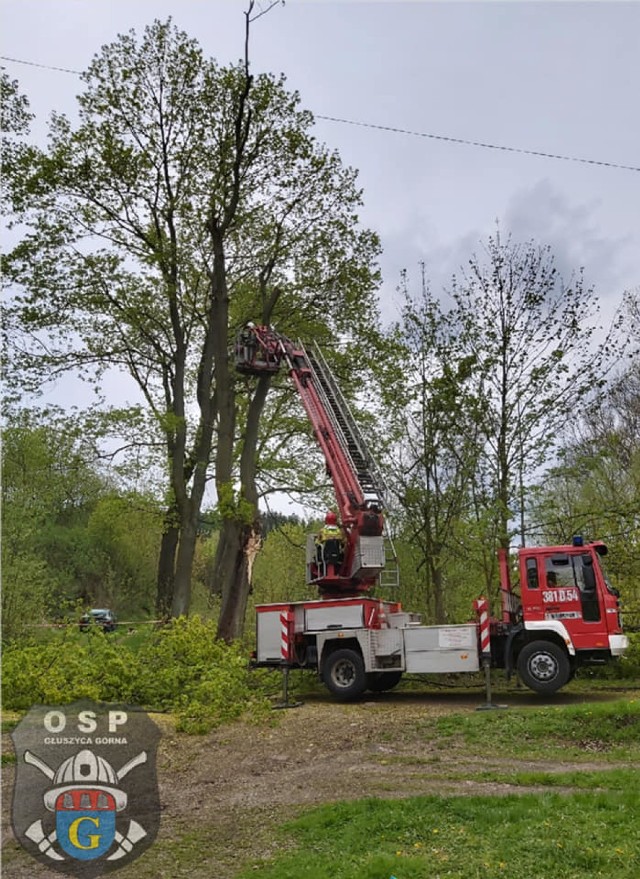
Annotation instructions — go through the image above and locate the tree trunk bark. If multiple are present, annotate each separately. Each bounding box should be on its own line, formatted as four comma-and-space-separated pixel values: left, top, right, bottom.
432, 565, 446, 625
171, 404, 217, 616
171, 514, 198, 617
156, 515, 179, 617
215, 373, 271, 641
216, 517, 262, 642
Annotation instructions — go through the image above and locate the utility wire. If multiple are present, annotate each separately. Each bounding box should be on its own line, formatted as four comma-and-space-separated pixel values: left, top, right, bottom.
1, 55, 83, 76
2, 54, 639, 173
315, 114, 640, 173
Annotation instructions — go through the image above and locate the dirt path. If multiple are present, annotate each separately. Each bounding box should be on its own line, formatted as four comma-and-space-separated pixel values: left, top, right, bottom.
1, 687, 632, 878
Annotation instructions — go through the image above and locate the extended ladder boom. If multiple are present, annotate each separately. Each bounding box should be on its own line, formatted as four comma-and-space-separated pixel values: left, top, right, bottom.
235, 324, 394, 595
306, 342, 388, 512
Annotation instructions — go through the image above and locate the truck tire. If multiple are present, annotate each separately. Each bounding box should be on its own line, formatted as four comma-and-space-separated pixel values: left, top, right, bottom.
367, 671, 403, 693
322, 648, 367, 700
517, 640, 571, 694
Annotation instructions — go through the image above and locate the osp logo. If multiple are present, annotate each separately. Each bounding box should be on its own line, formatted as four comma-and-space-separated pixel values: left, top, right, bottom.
11, 701, 161, 876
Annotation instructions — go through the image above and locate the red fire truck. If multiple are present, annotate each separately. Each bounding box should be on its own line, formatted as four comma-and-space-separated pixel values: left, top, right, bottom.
239, 326, 628, 699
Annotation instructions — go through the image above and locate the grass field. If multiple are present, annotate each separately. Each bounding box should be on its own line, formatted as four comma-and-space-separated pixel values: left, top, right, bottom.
236, 789, 639, 879
2, 678, 639, 878
228, 698, 640, 878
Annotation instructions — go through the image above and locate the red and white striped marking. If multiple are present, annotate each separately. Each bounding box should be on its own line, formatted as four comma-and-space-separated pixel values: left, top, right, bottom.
474, 597, 491, 657
280, 611, 293, 662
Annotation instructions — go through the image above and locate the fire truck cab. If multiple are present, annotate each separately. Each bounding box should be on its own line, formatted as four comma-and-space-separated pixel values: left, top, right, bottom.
504, 537, 627, 692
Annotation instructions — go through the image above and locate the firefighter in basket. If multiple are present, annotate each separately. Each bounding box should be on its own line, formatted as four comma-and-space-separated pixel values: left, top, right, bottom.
315, 511, 346, 577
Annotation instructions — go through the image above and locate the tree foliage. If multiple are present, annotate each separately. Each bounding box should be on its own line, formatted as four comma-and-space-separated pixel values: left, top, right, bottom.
2, 411, 102, 639
2, 617, 270, 733
380, 268, 485, 622
530, 291, 640, 623
251, 520, 309, 607
5, 18, 634, 644
450, 232, 623, 551
0, 69, 33, 214
381, 236, 625, 619
4, 17, 381, 637
1, 410, 161, 640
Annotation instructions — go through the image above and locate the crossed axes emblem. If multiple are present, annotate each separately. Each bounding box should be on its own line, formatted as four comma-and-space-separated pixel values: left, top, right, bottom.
23, 749, 148, 862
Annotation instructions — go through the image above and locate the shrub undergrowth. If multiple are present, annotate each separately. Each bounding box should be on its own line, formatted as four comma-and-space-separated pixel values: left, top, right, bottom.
1, 616, 271, 733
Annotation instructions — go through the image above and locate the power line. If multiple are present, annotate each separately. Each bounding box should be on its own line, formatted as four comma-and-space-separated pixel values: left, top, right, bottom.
3, 53, 639, 173
315, 114, 640, 173
1, 55, 83, 76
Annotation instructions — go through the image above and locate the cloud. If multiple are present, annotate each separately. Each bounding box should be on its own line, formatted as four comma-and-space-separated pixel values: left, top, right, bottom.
374, 177, 636, 329
503, 179, 632, 301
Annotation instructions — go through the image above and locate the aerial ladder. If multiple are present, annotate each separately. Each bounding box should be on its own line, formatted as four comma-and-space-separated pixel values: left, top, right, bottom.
235, 324, 398, 597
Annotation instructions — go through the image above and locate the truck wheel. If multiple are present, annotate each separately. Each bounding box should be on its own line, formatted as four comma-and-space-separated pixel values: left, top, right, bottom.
367, 671, 403, 693
517, 641, 571, 694
322, 648, 367, 700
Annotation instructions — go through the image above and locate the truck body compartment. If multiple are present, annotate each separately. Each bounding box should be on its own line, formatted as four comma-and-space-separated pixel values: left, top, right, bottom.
403, 624, 480, 673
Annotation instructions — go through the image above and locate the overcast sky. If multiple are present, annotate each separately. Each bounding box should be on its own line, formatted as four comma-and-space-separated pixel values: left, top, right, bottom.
3, 0, 639, 328
2, 0, 638, 518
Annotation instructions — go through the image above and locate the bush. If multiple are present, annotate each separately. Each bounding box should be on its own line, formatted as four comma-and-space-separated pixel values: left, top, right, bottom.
1, 617, 270, 733
134, 616, 270, 733
614, 631, 640, 679
581, 631, 640, 682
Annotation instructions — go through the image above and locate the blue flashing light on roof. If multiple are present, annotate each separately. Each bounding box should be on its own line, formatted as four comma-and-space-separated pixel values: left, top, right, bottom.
572, 535, 584, 547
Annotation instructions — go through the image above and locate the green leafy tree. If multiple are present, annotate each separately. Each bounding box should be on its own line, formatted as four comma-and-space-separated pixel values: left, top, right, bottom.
86, 494, 162, 616
251, 520, 309, 607
381, 269, 485, 622
0, 69, 33, 215
450, 232, 623, 552
0, 69, 31, 134
2, 410, 164, 637
1, 410, 105, 638
381, 237, 624, 613
4, 14, 380, 639
530, 291, 640, 623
